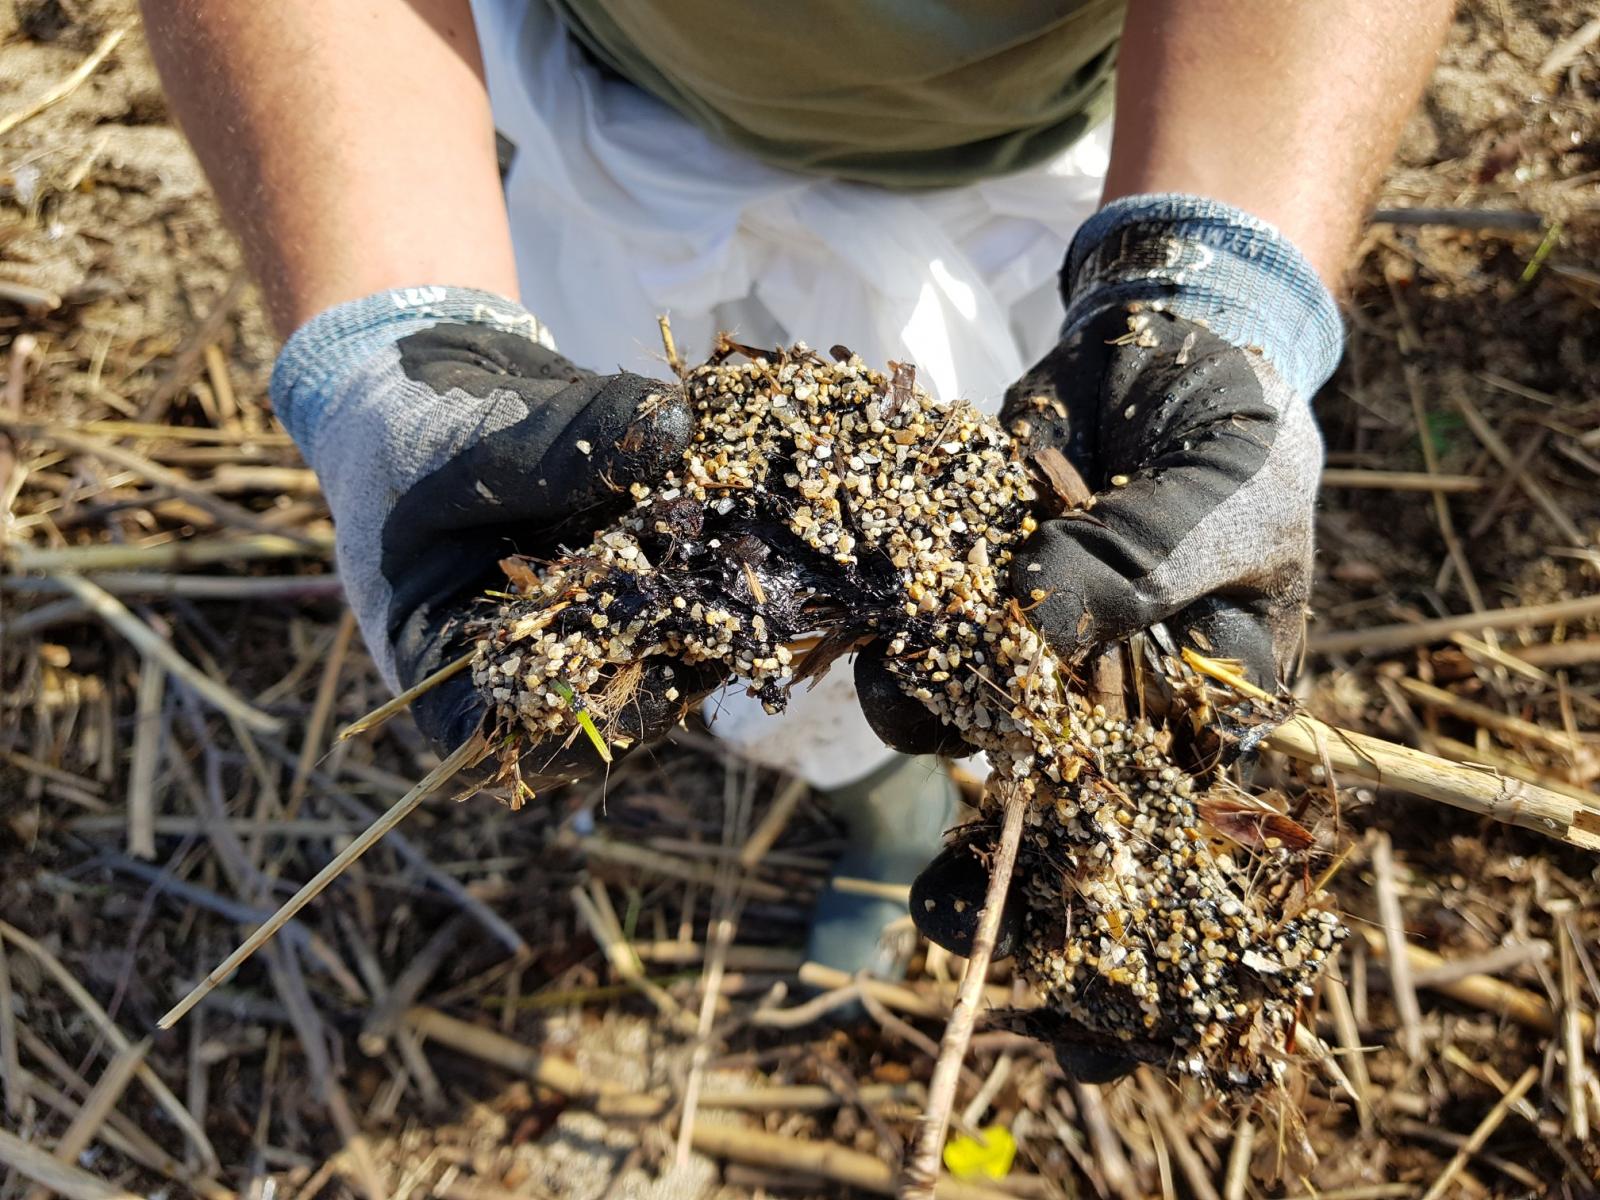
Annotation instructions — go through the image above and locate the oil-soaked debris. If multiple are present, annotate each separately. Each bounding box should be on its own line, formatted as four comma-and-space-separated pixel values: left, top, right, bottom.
473, 340, 1344, 1090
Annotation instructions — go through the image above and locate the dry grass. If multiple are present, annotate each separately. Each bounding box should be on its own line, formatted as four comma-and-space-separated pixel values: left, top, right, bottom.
2, 1, 1599, 1197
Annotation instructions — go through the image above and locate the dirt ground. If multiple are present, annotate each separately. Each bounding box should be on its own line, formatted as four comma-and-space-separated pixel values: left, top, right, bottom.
1, 1, 1598, 1198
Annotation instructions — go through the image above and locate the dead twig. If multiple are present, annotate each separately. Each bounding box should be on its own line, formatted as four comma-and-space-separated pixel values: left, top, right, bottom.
898, 785, 1027, 1200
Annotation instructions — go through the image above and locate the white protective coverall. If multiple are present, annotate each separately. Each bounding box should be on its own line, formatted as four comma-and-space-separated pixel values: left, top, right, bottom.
471, 0, 1111, 788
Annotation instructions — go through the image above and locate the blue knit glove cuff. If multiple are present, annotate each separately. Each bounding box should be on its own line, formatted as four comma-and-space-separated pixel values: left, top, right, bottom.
1062, 194, 1344, 397
270, 286, 555, 453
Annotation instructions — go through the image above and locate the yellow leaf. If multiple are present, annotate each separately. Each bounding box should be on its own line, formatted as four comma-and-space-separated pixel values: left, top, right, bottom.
942, 1125, 1016, 1180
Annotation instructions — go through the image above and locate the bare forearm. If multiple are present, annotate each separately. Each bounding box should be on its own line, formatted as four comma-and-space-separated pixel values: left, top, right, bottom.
1104, 0, 1454, 287
141, 0, 519, 335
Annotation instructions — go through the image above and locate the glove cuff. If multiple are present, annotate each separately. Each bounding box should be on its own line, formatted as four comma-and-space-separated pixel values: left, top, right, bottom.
269, 286, 555, 451
1062, 194, 1344, 397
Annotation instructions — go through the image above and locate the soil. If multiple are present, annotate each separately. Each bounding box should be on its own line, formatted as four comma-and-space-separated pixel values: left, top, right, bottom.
1, 1, 1597, 1197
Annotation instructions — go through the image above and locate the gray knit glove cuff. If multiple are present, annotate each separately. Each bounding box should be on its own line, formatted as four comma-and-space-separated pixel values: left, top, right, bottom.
1062, 193, 1344, 397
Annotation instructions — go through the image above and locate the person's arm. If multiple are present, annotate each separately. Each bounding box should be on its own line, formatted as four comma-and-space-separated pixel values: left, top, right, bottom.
140, 0, 519, 335
1103, 0, 1455, 288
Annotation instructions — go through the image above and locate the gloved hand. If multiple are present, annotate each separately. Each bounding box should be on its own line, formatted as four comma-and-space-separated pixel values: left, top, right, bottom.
859, 194, 1343, 756
271, 287, 722, 779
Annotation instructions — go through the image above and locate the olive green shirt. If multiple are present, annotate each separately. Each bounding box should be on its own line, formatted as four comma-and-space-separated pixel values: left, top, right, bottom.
546, 1, 1123, 188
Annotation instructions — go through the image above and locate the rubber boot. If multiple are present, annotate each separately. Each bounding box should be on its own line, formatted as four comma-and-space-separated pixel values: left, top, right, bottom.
805, 754, 960, 979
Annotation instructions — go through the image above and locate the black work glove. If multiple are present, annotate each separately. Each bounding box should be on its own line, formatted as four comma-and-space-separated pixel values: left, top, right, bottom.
859, 194, 1343, 759
271, 287, 725, 781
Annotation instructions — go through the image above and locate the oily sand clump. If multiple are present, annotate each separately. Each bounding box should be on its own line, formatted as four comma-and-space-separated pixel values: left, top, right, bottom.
472, 340, 1343, 1089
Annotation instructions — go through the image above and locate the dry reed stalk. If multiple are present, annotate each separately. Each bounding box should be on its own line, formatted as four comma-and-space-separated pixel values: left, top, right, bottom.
1069, 1084, 1140, 1200
1418, 1065, 1539, 1200
0, 926, 20, 1119
1404, 361, 1494, 640
22, 1074, 236, 1200
7, 532, 333, 573
1398, 676, 1593, 759
799, 961, 1014, 1018
1425, 733, 1600, 809
0, 417, 320, 545
1511, 637, 1600, 669
570, 882, 694, 1034
1138, 1072, 1221, 1200
158, 733, 488, 1030
1370, 833, 1425, 1060
675, 761, 753, 1167
690, 1123, 1017, 1200
578, 835, 790, 902
0, 24, 129, 138
287, 607, 358, 814
631, 940, 803, 971
1223, 1111, 1254, 1200
1322, 974, 1375, 1133
1557, 918, 1590, 1142
334, 650, 473, 743
22, 1037, 150, 1200
737, 774, 810, 868
1309, 592, 1600, 656
1453, 389, 1593, 555
1263, 713, 1600, 848
49, 572, 282, 732
898, 786, 1027, 1200
0, 921, 218, 1169
1408, 940, 1550, 986
1357, 926, 1588, 1037
126, 656, 164, 860
1320, 468, 1485, 492
0, 1127, 144, 1200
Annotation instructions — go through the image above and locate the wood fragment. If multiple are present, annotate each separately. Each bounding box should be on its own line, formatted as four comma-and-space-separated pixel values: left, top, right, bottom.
898, 787, 1026, 1200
